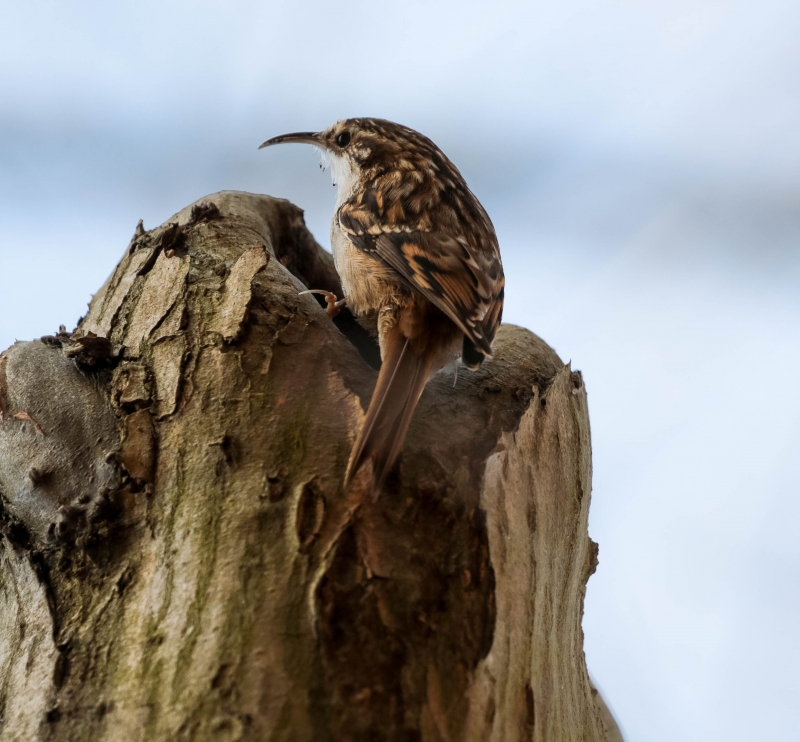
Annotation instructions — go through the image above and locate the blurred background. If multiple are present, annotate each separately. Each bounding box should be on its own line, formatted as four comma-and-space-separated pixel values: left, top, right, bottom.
1, 1, 798, 738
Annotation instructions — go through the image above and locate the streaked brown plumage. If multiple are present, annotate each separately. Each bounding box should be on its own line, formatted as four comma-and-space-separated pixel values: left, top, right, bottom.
260, 118, 504, 496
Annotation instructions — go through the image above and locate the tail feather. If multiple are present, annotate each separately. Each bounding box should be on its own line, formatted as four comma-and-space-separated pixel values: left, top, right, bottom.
344, 326, 434, 498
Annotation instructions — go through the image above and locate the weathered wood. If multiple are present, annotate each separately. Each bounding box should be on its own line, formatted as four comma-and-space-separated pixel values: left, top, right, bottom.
0, 191, 621, 741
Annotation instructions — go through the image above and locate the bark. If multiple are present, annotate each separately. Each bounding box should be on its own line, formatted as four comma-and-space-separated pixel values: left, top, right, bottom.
0, 191, 622, 741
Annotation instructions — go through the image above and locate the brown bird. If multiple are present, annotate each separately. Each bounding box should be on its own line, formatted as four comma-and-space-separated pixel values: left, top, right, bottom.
260, 118, 504, 495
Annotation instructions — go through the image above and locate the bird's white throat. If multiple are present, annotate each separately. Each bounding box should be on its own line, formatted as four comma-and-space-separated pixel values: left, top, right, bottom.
317, 147, 358, 208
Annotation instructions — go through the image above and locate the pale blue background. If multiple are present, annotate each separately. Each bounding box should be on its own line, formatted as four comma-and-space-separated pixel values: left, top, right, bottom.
2, 2, 799, 739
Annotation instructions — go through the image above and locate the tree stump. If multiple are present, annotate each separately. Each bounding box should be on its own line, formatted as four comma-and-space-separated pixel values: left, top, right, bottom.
0, 192, 622, 741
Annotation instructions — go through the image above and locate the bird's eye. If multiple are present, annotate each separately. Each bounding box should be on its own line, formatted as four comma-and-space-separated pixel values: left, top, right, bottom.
336, 131, 351, 147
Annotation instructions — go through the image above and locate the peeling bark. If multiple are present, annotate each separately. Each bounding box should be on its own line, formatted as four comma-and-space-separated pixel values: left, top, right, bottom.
0, 191, 621, 741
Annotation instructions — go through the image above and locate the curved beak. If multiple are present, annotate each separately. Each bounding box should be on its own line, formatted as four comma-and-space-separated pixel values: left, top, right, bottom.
258, 131, 322, 149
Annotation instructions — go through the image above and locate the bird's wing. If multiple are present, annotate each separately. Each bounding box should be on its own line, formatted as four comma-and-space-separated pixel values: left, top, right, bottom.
338, 197, 504, 355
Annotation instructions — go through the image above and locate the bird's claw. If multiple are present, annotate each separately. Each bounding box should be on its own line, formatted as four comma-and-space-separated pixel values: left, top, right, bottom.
298, 289, 347, 318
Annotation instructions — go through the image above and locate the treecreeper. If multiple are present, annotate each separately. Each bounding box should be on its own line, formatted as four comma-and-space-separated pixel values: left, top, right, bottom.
260, 118, 505, 497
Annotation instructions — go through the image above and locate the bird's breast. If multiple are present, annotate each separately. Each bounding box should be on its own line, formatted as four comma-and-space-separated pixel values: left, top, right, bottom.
331, 222, 406, 320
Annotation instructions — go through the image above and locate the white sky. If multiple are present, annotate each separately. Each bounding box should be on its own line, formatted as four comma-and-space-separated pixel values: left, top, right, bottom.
1, 2, 799, 739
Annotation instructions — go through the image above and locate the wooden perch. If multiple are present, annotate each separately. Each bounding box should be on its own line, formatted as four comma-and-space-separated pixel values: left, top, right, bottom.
0, 191, 622, 741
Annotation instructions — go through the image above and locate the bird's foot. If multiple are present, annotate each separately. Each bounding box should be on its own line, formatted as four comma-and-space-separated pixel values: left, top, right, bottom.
298, 289, 347, 318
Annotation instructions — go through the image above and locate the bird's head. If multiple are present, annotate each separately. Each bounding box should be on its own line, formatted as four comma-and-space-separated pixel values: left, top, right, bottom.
259, 118, 451, 200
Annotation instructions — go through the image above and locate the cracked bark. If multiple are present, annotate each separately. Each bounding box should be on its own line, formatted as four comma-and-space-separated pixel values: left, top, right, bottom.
0, 191, 622, 741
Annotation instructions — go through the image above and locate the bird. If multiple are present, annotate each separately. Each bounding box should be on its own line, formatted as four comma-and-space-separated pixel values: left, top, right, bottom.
259, 118, 504, 497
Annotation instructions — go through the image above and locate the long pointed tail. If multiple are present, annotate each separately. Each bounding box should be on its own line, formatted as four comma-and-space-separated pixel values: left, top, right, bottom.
344, 325, 434, 498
